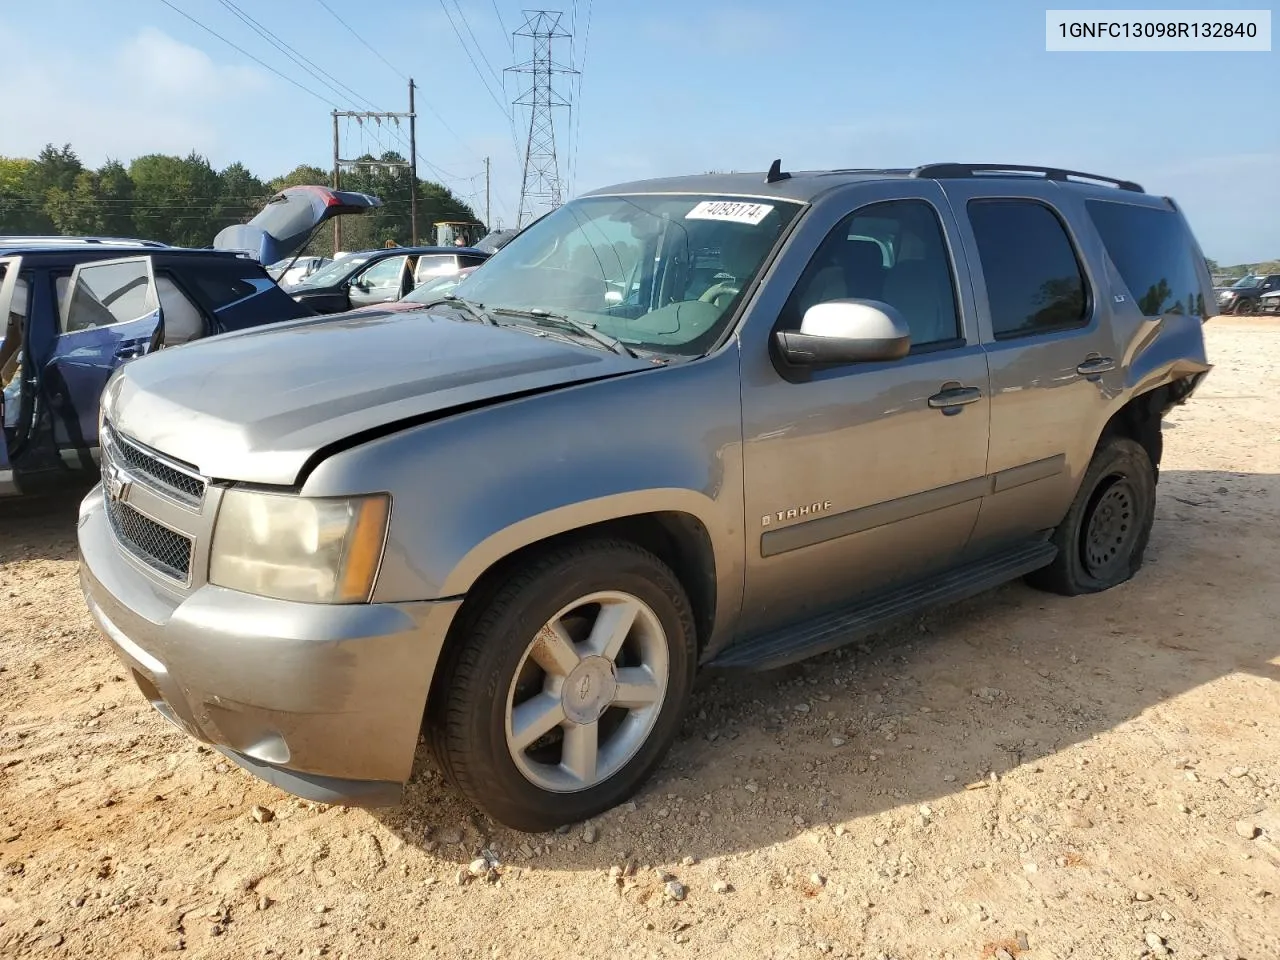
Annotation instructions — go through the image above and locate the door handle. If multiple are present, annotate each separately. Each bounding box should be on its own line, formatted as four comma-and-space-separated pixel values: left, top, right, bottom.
1076, 356, 1116, 378
114, 347, 143, 361
927, 385, 983, 409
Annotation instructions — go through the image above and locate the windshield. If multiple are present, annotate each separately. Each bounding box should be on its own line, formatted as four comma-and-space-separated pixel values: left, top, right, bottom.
452, 194, 802, 356
1231, 275, 1261, 289
292, 254, 370, 289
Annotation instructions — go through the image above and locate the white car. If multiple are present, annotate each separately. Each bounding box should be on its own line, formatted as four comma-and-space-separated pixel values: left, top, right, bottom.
1259, 287, 1280, 315
267, 255, 331, 288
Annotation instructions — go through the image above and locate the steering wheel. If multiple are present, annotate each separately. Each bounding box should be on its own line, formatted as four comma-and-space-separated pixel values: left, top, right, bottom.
698, 281, 740, 308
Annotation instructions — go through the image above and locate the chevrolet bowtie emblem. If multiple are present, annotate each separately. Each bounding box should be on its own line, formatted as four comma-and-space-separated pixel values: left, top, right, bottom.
103, 462, 131, 504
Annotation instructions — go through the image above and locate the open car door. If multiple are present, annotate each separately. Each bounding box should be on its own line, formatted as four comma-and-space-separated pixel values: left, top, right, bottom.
44, 256, 163, 462
0, 258, 21, 493
213, 185, 382, 264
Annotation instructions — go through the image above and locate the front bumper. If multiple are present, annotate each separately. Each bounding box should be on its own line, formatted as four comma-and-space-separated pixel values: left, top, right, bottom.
77, 484, 462, 807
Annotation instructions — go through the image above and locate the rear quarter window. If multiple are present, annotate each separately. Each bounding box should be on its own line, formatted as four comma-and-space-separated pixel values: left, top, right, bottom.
179, 260, 271, 311
1085, 200, 1207, 317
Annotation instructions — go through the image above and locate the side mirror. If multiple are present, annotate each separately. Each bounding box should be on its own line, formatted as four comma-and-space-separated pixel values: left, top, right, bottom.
775, 299, 911, 366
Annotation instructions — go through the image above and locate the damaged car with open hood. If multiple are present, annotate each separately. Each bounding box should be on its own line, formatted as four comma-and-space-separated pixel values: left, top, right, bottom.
0, 186, 379, 497
76, 161, 1212, 831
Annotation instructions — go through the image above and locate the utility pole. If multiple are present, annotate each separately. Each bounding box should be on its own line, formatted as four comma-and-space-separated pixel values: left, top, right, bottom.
507, 11, 578, 227
408, 78, 418, 246
332, 110, 342, 254
484, 157, 491, 231
332, 105, 415, 248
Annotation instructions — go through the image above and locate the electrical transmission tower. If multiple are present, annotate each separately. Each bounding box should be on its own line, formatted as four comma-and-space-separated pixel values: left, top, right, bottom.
506, 10, 577, 227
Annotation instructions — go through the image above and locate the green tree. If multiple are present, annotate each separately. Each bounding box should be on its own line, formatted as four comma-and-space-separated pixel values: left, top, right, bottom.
216, 161, 266, 231
0, 157, 40, 234
129, 152, 222, 246
268, 164, 330, 192
95, 160, 137, 237
0, 144, 479, 253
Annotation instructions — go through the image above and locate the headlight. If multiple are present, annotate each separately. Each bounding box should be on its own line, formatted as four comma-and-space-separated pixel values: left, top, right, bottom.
209, 490, 390, 603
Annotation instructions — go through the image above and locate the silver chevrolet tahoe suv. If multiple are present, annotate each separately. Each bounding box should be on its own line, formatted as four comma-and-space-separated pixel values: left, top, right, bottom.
77, 162, 1213, 832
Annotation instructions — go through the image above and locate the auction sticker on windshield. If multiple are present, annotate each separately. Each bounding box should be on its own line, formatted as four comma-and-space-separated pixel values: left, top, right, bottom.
685, 200, 775, 225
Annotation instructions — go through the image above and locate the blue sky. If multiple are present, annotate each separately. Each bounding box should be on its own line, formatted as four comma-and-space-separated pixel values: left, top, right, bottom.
2, 0, 1276, 262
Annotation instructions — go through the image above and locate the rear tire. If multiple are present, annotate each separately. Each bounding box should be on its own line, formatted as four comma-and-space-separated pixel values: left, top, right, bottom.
427, 540, 697, 832
1027, 436, 1156, 596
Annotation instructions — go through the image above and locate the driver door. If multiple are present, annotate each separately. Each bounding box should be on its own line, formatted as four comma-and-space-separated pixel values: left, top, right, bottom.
43, 256, 163, 463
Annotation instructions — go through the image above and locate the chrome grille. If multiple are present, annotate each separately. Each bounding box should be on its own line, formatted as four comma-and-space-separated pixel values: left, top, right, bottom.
102, 424, 206, 507
105, 495, 193, 583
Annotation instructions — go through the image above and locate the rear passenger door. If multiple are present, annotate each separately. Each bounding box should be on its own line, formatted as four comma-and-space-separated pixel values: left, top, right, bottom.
941, 183, 1119, 553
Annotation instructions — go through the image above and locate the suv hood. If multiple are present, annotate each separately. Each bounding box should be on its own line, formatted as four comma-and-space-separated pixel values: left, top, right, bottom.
212, 186, 381, 264
103, 309, 652, 486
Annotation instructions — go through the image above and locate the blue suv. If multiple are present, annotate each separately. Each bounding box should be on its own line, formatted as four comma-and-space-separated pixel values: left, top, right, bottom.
0, 186, 378, 497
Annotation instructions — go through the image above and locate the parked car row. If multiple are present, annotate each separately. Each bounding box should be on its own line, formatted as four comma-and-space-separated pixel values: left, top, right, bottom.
284, 245, 489, 314
0, 185, 501, 497
1215, 273, 1280, 314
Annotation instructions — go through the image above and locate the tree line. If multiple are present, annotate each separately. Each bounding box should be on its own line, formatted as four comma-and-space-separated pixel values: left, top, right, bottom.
0, 144, 482, 260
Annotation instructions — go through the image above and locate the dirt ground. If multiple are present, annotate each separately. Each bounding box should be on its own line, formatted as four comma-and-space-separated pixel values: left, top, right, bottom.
2, 318, 1278, 960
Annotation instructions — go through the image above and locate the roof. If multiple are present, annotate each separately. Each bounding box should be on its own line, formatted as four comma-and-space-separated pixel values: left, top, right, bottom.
0, 235, 168, 248
0, 243, 252, 260
581, 162, 1148, 204
344, 245, 489, 258
582, 170, 909, 204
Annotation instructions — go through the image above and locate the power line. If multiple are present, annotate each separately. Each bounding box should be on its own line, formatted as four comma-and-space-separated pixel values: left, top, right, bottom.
570, 0, 593, 196
490, 0, 514, 53
156, 0, 339, 108
310, 0, 491, 176
215, 0, 380, 112
314, 0, 407, 81
437, 0, 513, 120
449, 0, 507, 92
160, 0, 498, 220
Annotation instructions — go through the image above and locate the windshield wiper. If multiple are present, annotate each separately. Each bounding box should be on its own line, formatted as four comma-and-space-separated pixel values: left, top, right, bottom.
490, 306, 637, 358
418, 295, 497, 325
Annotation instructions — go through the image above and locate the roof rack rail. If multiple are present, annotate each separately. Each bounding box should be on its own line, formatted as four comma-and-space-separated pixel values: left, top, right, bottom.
910, 163, 1144, 193
0, 235, 170, 247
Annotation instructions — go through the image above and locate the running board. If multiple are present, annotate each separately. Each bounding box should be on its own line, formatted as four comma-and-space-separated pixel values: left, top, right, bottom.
708, 541, 1057, 672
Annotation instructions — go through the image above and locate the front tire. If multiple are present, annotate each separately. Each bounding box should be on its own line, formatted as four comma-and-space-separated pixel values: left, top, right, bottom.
427, 540, 697, 832
1027, 436, 1157, 596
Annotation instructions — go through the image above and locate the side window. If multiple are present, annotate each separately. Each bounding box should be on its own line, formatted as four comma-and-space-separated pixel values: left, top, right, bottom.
458, 255, 488, 269
1085, 200, 1207, 317
184, 262, 264, 311
967, 200, 1088, 340
63, 260, 155, 334
357, 256, 407, 289
154, 274, 207, 345
54, 274, 71, 313
783, 199, 961, 348
413, 255, 457, 283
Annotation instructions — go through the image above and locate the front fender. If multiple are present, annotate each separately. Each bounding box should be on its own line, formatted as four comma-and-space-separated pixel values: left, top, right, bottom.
301, 348, 747, 637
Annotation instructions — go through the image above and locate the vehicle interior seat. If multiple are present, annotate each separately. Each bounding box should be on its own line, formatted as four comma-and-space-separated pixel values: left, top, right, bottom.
155, 276, 205, 345
790, 237, 887, 321
880, 245, 958, 347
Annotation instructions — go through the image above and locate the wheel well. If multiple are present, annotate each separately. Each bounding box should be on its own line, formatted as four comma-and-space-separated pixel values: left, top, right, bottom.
452, 512, 718, 654
1100, 378, 1196, 470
